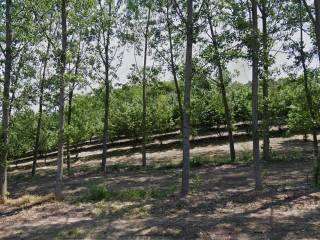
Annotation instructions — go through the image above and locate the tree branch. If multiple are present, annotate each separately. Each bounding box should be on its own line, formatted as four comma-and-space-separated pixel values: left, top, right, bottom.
302, 0, 316, 25
171, 0, 187, 24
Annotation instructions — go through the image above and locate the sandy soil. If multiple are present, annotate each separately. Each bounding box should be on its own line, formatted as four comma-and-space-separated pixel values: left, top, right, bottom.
1, 134, 320, 239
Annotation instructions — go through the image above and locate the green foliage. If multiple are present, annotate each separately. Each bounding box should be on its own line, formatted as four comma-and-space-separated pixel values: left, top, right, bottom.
78, 184, 174, 202
190, 175, 202, 193
8, 72, 320, 158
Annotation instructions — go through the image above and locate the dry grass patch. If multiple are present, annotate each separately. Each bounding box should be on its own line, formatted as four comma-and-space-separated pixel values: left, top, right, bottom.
3, 193, 54, 208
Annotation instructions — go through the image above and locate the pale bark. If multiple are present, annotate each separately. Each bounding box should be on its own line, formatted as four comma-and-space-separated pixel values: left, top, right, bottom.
55, 0, 67, 200
261, 2, 270, 162
141, 7, 151, 167
181, 0, 193, 196
0, 0, 12, 201
101, 2, 112, 173
251, 0, 263, 191
207, 13, 236, 162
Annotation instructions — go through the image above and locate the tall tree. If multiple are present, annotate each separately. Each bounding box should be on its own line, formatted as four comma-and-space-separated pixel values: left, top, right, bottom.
302, 0, 320, 62
251, 0, 262, 190
165, 3, 183, 132
55, 0, 67, 200
0, 0, 12, 201
260, 0, 270, 162
204, 0, 236, 162
96, 0, 126, 173
298, 0, 320, 185
32, 38, 51, 176
182, 0, 193, 195
141, 6, 151, 167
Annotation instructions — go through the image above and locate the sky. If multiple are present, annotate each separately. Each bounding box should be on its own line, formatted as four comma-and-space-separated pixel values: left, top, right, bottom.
114, 38, 319, 86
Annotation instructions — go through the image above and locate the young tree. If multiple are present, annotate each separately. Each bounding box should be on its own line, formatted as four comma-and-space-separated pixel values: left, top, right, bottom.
260, 0, 270, 162
165, 3, 183, 132
202, 0, 236, 162
0, 0, 12, 201
180, 0, 193, 195
141, 6, 151, 167
291, 0, 320, 184
251, 0, 262, 190
95, 0, 126, 173
32, 32, 52, 177
55, 0, 67, 200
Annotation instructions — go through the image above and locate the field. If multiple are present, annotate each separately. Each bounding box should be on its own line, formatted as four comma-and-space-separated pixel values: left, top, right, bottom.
1, 134, 320, 240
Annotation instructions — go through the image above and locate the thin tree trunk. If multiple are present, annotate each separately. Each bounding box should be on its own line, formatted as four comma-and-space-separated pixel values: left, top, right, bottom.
314, 0, 320, 183
251, 0, 263, 191
0, 0, 12, 201
101, 2, 112, 173
181, 0, 193, 196
166, 5, 183, 133
207, 14, 236, 162
32, 40, 51, 177
141, 7, 151, 167
314, 0, 320, 63
66, 46, 81, 174
299, 1, 320, 184
261, 3, 270, 162
55, 0, 67, 200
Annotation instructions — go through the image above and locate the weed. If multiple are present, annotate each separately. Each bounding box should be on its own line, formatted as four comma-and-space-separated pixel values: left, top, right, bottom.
190, 175, 202, 193
78, 184, 175, 203
56, 228, 86, 239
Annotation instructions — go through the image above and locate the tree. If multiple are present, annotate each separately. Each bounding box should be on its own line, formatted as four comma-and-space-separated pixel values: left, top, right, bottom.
141, 6, 151, 167
177, 0, 194, 196
302, 0, 320, 63
299, 0, 320, 185
202, 0, 237, 162
0, 0, 12, 201
166, 3, 183, 133
260, 0, 270, 162
95, 0, 126, 173
32, 26, 52, 177
55, 0, 67, 200
251, 0, 262, 190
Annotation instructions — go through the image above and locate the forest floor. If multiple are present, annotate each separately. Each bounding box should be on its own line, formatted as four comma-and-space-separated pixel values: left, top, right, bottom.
1, 134, 320, 239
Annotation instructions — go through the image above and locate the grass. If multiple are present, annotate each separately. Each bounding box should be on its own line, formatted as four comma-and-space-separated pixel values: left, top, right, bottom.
269, 150, 305, 162
77, 184, 176, 203
56, 228, 86, 239
190, 174, 202, 193
3, 194, 54, 207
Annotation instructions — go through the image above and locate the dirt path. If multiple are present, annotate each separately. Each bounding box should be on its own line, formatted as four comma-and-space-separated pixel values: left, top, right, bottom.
1, 135, 320, 239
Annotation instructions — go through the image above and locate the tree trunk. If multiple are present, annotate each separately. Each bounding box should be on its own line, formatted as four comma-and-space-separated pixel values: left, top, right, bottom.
261, 3, 270, 162
32, 40, 51, 177
66, 46, 80, 175
251, 0, 263, 191
314, 0, 320, 63
101, 2, 112, 173
0, 0, 12, 201
166, 5, 183, 133
299, 2, 320, 184
141, 7, 151, 167
55, 0, 67, 200
181, 0, 193, 196
207, 13, 236, 162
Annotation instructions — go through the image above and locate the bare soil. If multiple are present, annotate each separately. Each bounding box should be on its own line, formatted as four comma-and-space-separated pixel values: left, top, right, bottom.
1, 134, 320, 240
